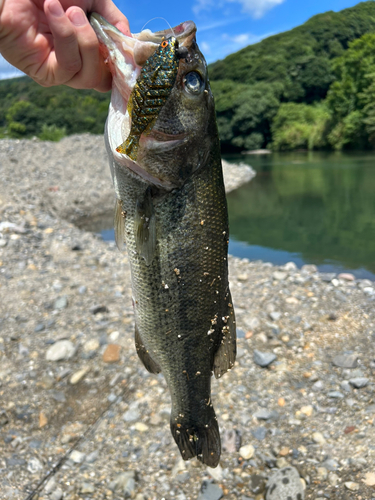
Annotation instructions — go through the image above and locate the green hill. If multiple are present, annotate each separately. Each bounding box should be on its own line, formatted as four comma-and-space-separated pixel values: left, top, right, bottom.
2, 1, 375, 150
209, 0, 375, 151
0, 77, 110, 140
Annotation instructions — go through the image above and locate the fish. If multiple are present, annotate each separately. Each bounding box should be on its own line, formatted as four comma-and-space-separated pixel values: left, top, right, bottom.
90, 13, 236, 467
116, 36, 181, 161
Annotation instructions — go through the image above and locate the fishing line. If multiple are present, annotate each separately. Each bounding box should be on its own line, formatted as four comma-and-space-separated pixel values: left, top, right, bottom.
141, 17, 175, 37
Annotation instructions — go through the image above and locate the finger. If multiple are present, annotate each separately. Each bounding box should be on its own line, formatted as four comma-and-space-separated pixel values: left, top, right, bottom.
91, 0, 131, 36
65, 6, 112, 91
44, 0, 82, 80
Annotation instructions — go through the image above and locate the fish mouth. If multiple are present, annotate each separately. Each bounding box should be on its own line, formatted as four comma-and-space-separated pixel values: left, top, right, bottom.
90, 14, 196, 187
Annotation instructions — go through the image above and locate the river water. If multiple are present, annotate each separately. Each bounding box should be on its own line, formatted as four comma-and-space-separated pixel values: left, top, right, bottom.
98, 150, 375, 280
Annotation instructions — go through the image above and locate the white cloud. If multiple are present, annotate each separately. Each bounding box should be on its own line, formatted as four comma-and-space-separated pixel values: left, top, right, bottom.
202, 30, 274, 63
0, 55, 24, 80
201, 41, 211, 53
232, 33, 250, 44
235, 0, 285, 18
194, 0, 285, 18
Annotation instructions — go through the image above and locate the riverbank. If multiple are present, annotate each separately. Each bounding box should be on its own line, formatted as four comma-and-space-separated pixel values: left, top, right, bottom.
0, 135, 374, 500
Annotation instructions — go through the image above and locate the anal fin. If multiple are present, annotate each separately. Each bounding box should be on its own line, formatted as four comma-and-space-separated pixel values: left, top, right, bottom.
135, 324, 161, 374
213, 291, 236, 379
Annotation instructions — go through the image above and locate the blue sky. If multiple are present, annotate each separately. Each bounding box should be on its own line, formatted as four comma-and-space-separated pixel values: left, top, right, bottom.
0, 0, 368, 79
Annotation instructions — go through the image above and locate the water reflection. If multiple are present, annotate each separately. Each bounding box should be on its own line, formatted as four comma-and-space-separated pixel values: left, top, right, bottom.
226, 151, 375, 279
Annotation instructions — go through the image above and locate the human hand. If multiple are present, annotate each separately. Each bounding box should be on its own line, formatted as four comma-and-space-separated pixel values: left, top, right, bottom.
0, 0, 130, 91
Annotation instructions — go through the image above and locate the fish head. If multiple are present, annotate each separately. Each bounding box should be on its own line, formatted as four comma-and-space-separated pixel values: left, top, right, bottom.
90, 14, 216, 190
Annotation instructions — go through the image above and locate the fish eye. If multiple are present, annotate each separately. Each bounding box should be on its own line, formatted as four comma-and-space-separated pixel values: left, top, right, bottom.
183, 72, 204, 95
161, 40, 168, 48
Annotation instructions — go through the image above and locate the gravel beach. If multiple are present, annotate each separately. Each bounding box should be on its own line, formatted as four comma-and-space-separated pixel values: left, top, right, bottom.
0, 135, 374, 500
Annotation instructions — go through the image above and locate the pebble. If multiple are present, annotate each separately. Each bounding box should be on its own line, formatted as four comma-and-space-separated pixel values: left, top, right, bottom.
103, 343, 121, 362
0, 410, 9, 427
90, 304, 109, 314
254, 409, 276, 420
83, 339, 100, 356
363, 472, 375, 486
273, 271, 287, 281
222, 429, 241, 453
338, 273, 355, 281
327, 391, 344, 398
50, 489, 63, 500
69, 366, 90, 384
109, 471, 136, 496
250, 474, 266, 494
46, 340, 75, 361
322, 458, 339, 471
51, 390, 66, 403
316, 467, 328, 480
253, 349, 277, 367
328, 472, 339, 486
80, 482, 95, 493
300, 405, 313, 417
39, 412, 48, 428
239, 444, 255, 459
349, 377, 369, 388
269, 311, 282, 321
69, 450, 85, 463
266, 466, 304, 500
344, 481, 360, 491
206, 464, 224, 482
134, 422, 149, 432
54, 296, 68, 310
44, 477, 57, 494
123, 409, 140, 423
312, 432, 326, 445
85, 449, 99, 463
332, 353, 358, 368
34, 323, 45, 333
197, 480, 223, 500
27, 457, 43, 474
252, 426, 267, 440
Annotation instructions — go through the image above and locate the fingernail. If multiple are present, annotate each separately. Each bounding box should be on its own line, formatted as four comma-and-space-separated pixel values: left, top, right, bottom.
48, 0, 64, 17
70, 10, 87, 27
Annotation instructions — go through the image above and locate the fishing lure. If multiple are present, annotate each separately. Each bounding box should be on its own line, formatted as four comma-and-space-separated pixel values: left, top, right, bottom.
116, 37, 182, 161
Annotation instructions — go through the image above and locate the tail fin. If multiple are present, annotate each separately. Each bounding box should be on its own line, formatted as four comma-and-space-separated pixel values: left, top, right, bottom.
116, 136, 139, 161
170, 413, 221, 467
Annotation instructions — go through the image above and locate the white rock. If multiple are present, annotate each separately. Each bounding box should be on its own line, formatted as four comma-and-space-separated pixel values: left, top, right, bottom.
70, 366, 90, 385
344, 481, 359, 491
239, 444, 255, 459
312, 431, 326, 445
70, 450, 85, 463
27, 457, 43, 474
46, 340, 75, 361
83, 339, 100, 353
134, 422, 149, 432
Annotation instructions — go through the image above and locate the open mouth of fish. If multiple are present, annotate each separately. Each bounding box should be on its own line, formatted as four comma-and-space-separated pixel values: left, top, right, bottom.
90, 14, 197, 189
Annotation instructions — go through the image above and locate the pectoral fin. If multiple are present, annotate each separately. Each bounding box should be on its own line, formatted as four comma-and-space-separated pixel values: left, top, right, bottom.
213, 291, 236, 379
135, 187, 156, 266
114, 198, 125, 251
135, 324, 161, 374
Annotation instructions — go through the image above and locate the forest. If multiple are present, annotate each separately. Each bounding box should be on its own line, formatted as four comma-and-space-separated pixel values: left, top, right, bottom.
2, 1, 375, 151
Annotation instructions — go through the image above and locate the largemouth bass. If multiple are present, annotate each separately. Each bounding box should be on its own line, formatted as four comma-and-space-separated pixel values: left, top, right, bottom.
90, 14, 236, 467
